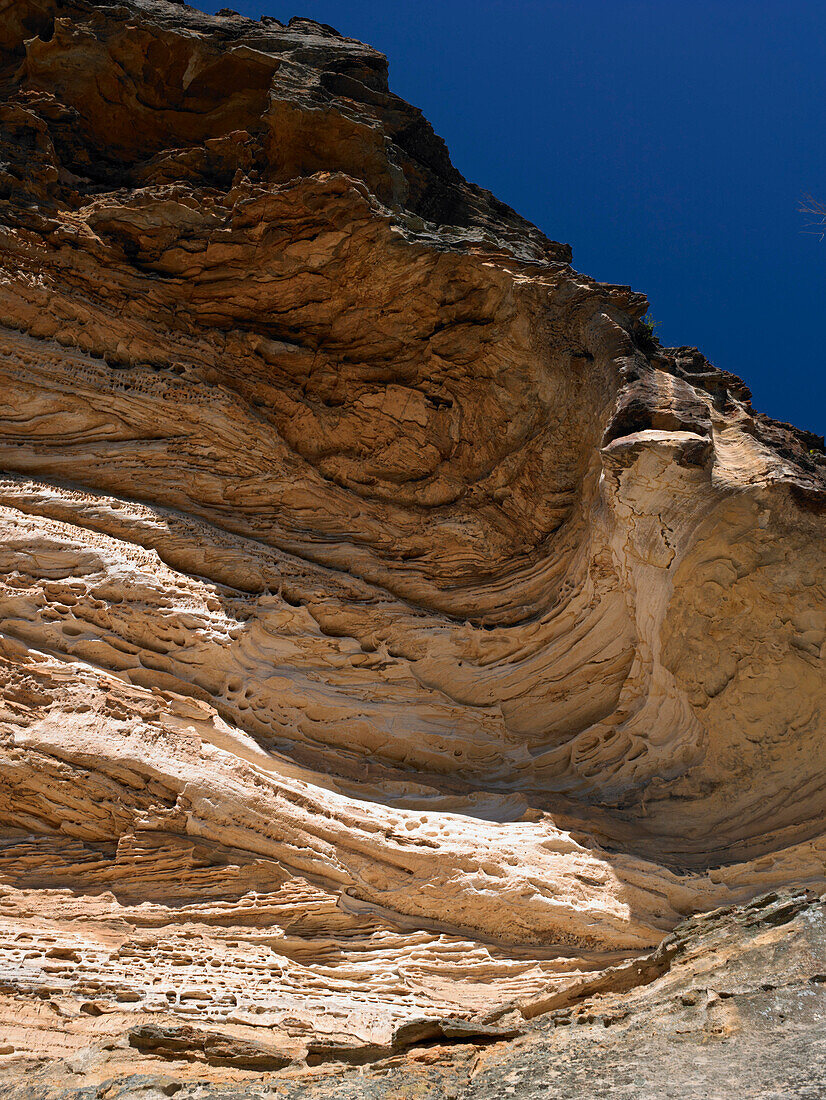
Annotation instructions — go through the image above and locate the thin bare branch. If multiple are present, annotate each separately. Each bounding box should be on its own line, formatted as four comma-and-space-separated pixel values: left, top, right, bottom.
801, 194, 826, 239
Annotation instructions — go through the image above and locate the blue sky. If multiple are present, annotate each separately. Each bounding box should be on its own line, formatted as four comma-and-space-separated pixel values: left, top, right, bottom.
203, 0, 826, 434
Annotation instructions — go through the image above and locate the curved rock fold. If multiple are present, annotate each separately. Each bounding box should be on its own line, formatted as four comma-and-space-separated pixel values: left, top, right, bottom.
0, 0, 824, 1092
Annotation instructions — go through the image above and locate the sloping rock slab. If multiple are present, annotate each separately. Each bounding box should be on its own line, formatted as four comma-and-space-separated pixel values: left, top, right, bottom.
3, 891, 825, 1099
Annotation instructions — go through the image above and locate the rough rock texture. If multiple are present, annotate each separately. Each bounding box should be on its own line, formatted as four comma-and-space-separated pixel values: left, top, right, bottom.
4, 890, 826, 1098
0, 0, 825, 1095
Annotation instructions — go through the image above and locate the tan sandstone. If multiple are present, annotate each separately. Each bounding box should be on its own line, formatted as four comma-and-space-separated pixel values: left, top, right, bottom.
0, 0, 824, 1091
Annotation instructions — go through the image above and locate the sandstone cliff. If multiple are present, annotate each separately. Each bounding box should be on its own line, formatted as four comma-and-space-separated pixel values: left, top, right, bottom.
0, 1, 825, 1095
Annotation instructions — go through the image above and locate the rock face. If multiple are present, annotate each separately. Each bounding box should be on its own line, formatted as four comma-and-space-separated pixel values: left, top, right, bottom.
0, 0, 824, 1094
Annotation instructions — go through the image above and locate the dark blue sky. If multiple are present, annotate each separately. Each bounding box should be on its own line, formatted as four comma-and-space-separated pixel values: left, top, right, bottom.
204, 0, 826, 434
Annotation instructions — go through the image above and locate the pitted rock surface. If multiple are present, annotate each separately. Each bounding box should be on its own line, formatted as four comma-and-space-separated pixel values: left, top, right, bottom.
0, 1, 824, 1095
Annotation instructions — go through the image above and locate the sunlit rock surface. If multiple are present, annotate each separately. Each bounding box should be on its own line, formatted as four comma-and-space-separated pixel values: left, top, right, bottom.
0, 1, 824, 1094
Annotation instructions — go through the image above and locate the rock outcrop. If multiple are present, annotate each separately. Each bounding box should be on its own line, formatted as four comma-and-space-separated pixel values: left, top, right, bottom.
0, 1, 824, 1094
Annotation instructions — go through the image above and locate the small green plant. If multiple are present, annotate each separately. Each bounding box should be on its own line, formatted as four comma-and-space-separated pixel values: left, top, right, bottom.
639, 312, 660, 340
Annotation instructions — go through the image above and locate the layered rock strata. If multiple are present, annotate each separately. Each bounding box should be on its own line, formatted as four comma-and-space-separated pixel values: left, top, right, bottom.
0, 0, 824, 1093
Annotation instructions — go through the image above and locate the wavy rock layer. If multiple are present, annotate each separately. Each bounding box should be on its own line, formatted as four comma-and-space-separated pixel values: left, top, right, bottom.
0, 0, 825, 1091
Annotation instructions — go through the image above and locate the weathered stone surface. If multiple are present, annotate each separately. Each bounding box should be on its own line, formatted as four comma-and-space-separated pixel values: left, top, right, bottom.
0, 0, 824, 1094
3, 891, 826, 1097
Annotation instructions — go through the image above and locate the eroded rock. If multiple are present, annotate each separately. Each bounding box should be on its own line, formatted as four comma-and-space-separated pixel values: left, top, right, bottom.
0, 0, 824, 1095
